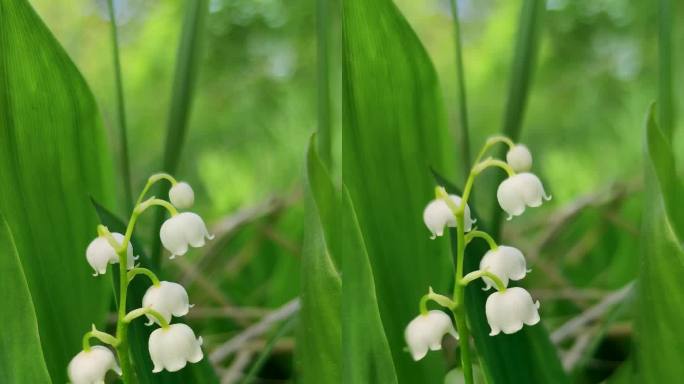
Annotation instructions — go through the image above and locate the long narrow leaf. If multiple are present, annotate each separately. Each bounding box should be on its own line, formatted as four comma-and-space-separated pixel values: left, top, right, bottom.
448, 0, 471, 178
0, 214, 52, 384
658, 0, 674, 139
0, 0, 115, 381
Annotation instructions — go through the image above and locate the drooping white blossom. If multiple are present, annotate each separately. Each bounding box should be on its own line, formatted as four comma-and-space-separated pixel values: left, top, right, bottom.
479, 245, 527, 290
506, 144, 533, 172
86, 233, 136, 276
169, 182, 195, 209
142, 281, 192, 325
423, 194, 474, 239
485, 287, 540, 336
404, 310, 458, 361
148, 323, 204, 372
496, 173, 550, 219
160, 212, 214, 258
67, 345, 121, 384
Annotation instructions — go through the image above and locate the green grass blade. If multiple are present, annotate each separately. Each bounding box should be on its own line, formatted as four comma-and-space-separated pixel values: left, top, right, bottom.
106, 0, 133, 211
317, 0, 332, 166
343, 0, 455, 381
448, 0, 471, 178
658, 0, 674, 139
0, 0, 115, 381
150, 0, 208, 265
298, 137, 342, 383
342, 185, 398, 383
490, 0, 545, 235
0, 214, 52, 384
637, 105, 684, 381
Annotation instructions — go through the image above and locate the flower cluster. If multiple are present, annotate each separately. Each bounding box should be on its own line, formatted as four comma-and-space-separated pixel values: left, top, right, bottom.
68, 176, 212, 383
406, 137, 548, 362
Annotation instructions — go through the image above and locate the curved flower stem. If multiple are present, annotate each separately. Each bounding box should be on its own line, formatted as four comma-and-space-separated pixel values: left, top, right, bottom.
473, 135, 515, 165
136, 198, 179, 218
451, 214, 473, 384
461, 270, 507, 292
127, 267, 161, 286
135, 173, 178, 207
82, 324, 120, 351
124, 307, 170, 329
419, 287, 457, 314
465, 230, 498, 250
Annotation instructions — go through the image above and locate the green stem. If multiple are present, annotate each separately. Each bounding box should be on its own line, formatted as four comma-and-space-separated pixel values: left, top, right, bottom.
136, 173, 178, 207
452, 214, 473, 384
115, 247, 133, 384
127, 267, 161, 286
465, 230, 498, 250
106, 0, 133, 212
461, 270, 506, 291
124, 307, 170, 329
82, 325, 120, 351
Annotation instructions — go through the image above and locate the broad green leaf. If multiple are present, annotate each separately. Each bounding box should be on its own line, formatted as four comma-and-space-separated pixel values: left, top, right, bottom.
297, 138, 341, 382
0, 214, 52, 384
0, 1, 114, 381
436, 171, 568, 384
636, 106, 684, 382
91, 199, 219, 384
150, 0, 209, 266
342, 186, 398, 384
343, 0, 454, 381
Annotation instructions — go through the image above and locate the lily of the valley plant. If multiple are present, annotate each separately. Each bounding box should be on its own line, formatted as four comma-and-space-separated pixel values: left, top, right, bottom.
68, 174, 213, 384
406, 136, 549, 384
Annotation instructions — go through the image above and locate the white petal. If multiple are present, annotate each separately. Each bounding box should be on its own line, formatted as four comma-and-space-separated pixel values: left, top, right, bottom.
485, 287, 539, 336
179, 212, 213, 248
143, 281, 191, 324
517, 173, 546, 207
506, 144, 533, 172
497, 178, 526, 218
111, 233, 135, 270
404, 310, 456, 361
169, 182, 195, 209
160, 216, 189, 257
86, 237, 117, 275
499, 246, 527, 281
68, 346, 118, 384
148, 324, 203, 373
423, 200, 453, 239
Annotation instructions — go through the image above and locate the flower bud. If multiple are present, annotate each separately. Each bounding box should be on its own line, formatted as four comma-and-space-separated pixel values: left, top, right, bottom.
404, 310, 458, 361
86, 233, 136, 276
169, 182, 195, 209
496, 173, 550, 219
423, 194, 473, 239
67, 345, 121, 384
506, 144, 532, 172
142, 281, 192, 325
479, 245, 527, 290
160, 212, 214, 258
485, 287, 540, 336
149, 323, 204, 372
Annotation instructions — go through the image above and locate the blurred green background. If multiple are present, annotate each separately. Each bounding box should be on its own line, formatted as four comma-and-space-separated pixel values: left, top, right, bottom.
23, 0, 684, 382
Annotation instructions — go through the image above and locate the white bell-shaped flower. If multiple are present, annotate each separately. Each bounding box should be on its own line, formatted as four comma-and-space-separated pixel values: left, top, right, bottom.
404, 310, 458, 361
67, 345, 121, 384
496, 173, 550, 219
160, 212, 214, 258
479, 245, 527, 290
149, 323, 204, 372
506, 144, 533, 172
485, 287, 540, 336
142, 281, 192, 325
169, 182, 195, 209
85, 233, 136, 276
423, 194, 473, 239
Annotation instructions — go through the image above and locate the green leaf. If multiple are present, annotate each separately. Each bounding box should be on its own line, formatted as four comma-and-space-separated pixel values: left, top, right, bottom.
658, 0, 674, 139
342, 185, 398, 383
645, 103, 684, 242
636, 105, 684, 382
343, 0, 454, 381
0, 213, 52, 384
0, 1, 115, 381
150, 0, 209, 265
91, 199, 219, 384
435, 171, 568, 384
297, 137, 342, 383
